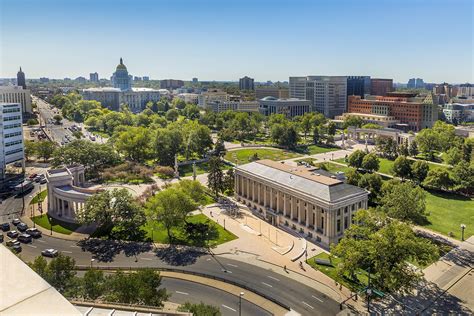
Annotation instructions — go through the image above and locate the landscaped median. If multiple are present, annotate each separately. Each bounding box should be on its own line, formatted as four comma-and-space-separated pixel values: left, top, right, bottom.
225, 148, 302, 165
31, 214, 81, 235
74, 266, 290, 316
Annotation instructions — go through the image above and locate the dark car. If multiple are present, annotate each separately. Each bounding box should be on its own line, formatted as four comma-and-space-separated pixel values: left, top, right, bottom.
26, 228, 42, 238
1, 223, 10, 231
12, 218, 21, 226
41, 249, 59, 258
39, 178, 47, 184
7, 230, 19, 238
18, 233, 32, 243
28, 173, 37, 179
11, 244, 22, 253
17, 223, 28, 232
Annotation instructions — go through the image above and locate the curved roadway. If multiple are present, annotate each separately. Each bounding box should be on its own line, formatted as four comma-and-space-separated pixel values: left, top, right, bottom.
18, 235, 341, 315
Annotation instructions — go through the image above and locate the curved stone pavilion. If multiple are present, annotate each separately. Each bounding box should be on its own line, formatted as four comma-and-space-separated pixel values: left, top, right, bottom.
46, 165, 100, 223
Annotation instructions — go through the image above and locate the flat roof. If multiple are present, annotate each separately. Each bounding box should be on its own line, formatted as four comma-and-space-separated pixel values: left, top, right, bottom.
237, 160, 368, 203
0, 244, 81, 315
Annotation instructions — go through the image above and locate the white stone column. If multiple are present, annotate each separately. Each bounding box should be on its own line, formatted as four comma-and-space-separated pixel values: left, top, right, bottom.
264, 186, 267, 207
283, 194, 287, 216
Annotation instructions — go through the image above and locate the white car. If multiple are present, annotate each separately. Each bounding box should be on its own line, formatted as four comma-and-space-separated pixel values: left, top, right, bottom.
41, 249, 59, 258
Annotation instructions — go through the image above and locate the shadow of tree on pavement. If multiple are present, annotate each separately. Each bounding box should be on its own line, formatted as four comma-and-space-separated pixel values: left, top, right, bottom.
153, 245, 206, 266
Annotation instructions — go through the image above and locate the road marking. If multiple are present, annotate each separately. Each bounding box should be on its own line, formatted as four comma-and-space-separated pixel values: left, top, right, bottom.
227, 263, 238, 267
302, 301, 314, 309
27, 245, 37, 248
175, 291, 189, 295
140, 257, 153, 261
70, 245, 81, 248
267, 275, 280, 281
261, 282, 273, 288
206, 258, 211, 261
36, 240, 45, 243
62, 251, 73, 254
221, 305, 237, 312
312, 295, 323, 302
221, 269, 233, 274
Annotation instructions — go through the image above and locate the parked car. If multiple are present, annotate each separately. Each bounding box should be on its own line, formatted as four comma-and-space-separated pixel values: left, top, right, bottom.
6, 230, 19, 238
1, 223, 10, 231
18, 234, 32, 243
17, 223, 28, 232
11, 244, 22, 253
12, 218, 21, 226
6, 239, 20, 247
26, 228, 42, 238
40, 178, 47, 184
28, 173, 37, 179
41, 248, 59, 258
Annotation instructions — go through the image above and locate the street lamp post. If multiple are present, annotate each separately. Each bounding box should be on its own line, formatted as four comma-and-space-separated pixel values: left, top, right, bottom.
49, 216, 52, 235
239, 292, 244, 316
90, 259, 95, 269
460, 224, 466, 241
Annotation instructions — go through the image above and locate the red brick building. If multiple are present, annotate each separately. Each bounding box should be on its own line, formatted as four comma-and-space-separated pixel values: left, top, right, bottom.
370, 78, 394, 96
348, 92, 438, 131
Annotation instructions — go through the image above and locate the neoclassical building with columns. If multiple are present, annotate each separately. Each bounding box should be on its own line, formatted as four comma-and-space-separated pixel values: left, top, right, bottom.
46, 165, 100, 223
235, 160, 369, 247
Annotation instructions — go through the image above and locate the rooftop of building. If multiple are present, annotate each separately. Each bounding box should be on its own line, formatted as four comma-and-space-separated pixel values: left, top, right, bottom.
82, 87, 160, 92
237, 160, 368, 204
0, 244, 82, 315
260, 97, 310, 102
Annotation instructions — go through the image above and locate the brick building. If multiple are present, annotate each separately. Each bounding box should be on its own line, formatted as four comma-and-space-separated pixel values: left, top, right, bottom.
370, 78, 393, 96
347, 92, 438, 131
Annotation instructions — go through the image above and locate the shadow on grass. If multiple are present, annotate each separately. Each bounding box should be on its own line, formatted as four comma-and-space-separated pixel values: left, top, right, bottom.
425, 189, 472, 202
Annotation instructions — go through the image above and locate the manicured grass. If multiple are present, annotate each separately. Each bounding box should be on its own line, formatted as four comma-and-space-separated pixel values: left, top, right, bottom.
305, 145, 340, 155
30, 190, 47, 205
424, 190, 473, 240
306, 252, 368, 291
225, 148, 301, 165
32, 215, 81, 235
316, 162, 353, 174
179, 162, 231, 177
144, 214, 237, 247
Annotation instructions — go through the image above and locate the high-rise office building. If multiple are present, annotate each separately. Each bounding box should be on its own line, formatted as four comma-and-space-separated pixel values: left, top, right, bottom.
142, 76, 150, 81
289, 76, 347, 118
16, 67, 26, 89
160, 79, 184, 89
192, 77, 198, 84
370, 78, 394, 96
255, 87, 289, 99
347, 76, 371, 98
89, 72, 99, 82
239, 76, 255, 91
0, 86, 32, 114
0, 103, 24, 180
407, 78, 425, 89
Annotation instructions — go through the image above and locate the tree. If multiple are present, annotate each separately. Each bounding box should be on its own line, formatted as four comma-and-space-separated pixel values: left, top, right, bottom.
358, 173, 383, 204
154, 127, 182, 166
52, 140, 121, 179
300, 113, 315, 139
78, 189, 145, 239
343, 115, 363, 129
270, 122, 300, 149
46, 254, 77, 294
134, 269, 169, 306
165, 108, 179, 121
408, 140, 418, 157
213, 138, 226, 157
312, 126, 320, 144
146, 186, 197, 242
347, 150, 366, 169
223, 168, 235, 195
36, 140, 56, 162
444, 147, 464, 165
24, 140, 36, 161
172, 98, 186, 110
452, 161, 474, 193
207, 157, 225, 198
184, 104, 200, 120
380, 180, 427, 224
53, 114, 63, 124
392, 156, 412, 180
361, 153, 379, 172
332, 210, 438, 294
82, 269, 105, 300
327, 121, 336, 136
345, 169, 361, 186
416, 129, 439, 160
179, 302, 221, 316
410, 160, 429, 184
29, 256, 48, 279
423, 168, 453, 191
114, 127, 152, 163
376, 137, 398, 159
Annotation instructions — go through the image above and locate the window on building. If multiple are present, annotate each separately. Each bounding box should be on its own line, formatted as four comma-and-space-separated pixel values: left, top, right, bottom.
344, 217, 348, 229
337, 209, 341, 216
337, 219, 341, 232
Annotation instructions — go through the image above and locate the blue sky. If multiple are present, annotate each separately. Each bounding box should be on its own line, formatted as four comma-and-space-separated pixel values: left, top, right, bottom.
1, 0, 472, 83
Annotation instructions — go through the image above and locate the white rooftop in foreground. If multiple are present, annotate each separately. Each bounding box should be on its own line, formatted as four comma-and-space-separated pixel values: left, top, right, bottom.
0, 244, 81, 315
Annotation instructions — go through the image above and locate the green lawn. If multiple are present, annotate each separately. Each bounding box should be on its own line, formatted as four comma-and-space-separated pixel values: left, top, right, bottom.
316, 162, 353, 174
30, 190, 47, 205
303, 144, 340, 155
179, 162, 231, 177
424, 190, 473, 240
32, 215, 81, 235
306, 252, 368, 291
143, 214, 237, 247
225, 148, 302, 165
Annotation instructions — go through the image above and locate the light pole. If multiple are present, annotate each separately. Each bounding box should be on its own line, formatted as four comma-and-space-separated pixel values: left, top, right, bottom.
48, 216, 52, 235
90, 258, 95, 269
460, 224, 466, 241
239, 292, 244, 316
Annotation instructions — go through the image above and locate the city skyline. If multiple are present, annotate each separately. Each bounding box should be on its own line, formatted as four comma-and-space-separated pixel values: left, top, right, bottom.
1, 0, 473, 83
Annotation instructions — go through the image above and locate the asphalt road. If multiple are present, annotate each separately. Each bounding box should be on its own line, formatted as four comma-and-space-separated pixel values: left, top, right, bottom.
13, 234, 341, 315
0, 182, 40, 223
34, 96, 76, 145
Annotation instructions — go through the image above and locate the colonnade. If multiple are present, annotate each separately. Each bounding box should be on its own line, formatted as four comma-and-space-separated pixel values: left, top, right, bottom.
50, 195, 85, 219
